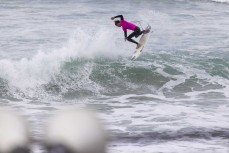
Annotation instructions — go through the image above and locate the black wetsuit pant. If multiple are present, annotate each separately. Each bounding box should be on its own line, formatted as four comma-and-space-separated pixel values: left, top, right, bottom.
126, 27, 145, 45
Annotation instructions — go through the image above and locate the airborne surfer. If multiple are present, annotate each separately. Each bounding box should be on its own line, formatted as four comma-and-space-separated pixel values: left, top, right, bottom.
111, 15, 149, 49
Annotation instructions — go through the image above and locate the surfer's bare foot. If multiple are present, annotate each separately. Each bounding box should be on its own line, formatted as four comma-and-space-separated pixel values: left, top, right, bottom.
136, 43, 142, 49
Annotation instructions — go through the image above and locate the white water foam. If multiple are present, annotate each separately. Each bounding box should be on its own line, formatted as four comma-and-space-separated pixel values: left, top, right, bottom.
0, 27, 125, 96
152, 54, 229, 99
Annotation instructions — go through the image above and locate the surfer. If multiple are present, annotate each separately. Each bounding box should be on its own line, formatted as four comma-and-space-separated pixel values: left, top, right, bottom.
111, 15, 148, 49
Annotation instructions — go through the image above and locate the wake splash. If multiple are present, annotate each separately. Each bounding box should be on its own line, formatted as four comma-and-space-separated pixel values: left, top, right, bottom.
0, 27, 127, 100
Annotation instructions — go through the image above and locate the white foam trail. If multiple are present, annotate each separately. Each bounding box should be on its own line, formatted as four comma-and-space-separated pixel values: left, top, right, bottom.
152, 55, 229, 98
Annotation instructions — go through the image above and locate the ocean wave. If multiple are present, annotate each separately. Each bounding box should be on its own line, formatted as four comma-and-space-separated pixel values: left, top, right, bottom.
0, 28, 228, 100
0, 27, 123, 99
0, 55, 228, 100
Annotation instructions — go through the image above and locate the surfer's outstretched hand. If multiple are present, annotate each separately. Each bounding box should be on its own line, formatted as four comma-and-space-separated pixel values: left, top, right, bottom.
111, 17, 114, 20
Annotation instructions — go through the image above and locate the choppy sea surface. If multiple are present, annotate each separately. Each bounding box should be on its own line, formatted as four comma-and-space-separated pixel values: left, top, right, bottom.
0, 0, 229, 152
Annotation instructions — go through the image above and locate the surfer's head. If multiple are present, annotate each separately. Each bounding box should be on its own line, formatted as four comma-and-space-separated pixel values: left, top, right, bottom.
114, 20, 121, 27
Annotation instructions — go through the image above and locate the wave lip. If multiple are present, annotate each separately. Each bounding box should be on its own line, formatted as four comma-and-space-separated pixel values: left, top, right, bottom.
0, 27, 121, 99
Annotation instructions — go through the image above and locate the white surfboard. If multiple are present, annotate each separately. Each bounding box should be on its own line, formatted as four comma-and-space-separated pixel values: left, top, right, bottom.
131, 25, 151, 61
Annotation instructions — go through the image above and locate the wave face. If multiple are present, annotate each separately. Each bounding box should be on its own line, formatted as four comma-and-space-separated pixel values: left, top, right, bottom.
0, 28, 123, 100
0, 39, 228, 100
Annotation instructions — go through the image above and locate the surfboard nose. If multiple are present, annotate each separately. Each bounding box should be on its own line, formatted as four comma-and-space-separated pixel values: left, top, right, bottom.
0, 107, 31, 153
44, 107, 106, 153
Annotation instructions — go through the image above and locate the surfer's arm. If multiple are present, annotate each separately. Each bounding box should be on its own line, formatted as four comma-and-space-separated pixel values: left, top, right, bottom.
111, 15, 124, 20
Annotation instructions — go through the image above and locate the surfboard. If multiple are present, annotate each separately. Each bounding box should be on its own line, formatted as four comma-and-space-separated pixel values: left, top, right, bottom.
131, 25, 151, 61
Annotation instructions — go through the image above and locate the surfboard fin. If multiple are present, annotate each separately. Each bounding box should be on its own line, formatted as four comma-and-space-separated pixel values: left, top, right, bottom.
144, 25, 151, 34
131, 56, 136, 61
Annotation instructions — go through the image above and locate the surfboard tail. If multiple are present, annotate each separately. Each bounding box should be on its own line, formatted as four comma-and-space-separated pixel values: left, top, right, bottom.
130, 25, 151, 61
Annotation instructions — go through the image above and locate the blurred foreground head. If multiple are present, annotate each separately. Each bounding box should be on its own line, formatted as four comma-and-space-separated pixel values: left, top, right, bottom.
0, 107, 30, 153
44, 107, 106, 153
